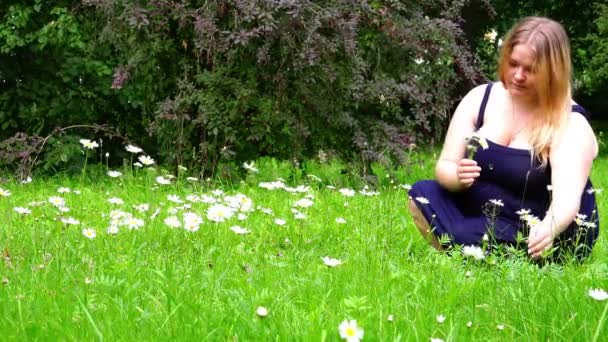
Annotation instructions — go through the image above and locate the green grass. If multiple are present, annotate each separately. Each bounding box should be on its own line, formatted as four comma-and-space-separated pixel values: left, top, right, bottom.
0, 155, 606, 341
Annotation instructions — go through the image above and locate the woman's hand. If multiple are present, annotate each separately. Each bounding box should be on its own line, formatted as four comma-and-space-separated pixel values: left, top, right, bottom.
527, 220, 555, 258
456, 158, 481, 188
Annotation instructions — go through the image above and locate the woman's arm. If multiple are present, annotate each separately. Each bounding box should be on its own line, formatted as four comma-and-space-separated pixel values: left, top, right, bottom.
528, 112, 598, 257
435, 84, 486, 192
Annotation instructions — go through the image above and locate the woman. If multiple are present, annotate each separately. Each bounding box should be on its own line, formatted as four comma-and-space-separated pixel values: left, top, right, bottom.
408, 17, 600, 260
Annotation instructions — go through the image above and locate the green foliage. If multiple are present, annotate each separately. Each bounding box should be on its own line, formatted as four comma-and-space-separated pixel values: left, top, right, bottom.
583, 3, 608, 93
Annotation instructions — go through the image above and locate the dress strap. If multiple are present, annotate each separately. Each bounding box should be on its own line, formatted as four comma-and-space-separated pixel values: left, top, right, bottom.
476, 83, 494, 130
572, 104, 590, 120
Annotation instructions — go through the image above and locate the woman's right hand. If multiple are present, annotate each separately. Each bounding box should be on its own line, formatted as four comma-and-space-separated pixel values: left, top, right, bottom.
456, 158, 481, 188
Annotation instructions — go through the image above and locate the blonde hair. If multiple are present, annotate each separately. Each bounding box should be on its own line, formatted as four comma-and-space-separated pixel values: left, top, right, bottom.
497, 17, 572, 167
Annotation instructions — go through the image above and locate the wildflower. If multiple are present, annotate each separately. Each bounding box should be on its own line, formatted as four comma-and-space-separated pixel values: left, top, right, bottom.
387, 314, 394, 322
79, 139, 99, 149
200, 195, 217, 204
57, 187, 71, 193
467, 321, 473, 328
211, 189, 224, 197
133, 203, 150, 212
497, 324, 505, 330
339, 188, 356, 197
294, 212, 307, 220
183, 212, 203, 227
125, 144, 143, 154
61, 217, 80, 225
243, 161, 259, 173
414, 57, 425, 65
167, 194, 183, 203
484, 29, 498, 43
338, 319, 364, 342
415, 197, 430, 204
133, 162, 143, 168
122, 217, 145, 230
465, 271, 473, 277
107, 225, 119, 235
107, 170, 122, 178
274, 218, 286, 226
21, 177, 32, 184
13, 207, 31, 215
156, 176, 171, 185
400, 184, 412, 191
463, 245, 485, 260
225, 194, 254, 212
0, 188, 11, 197
587, 187, 603, 194
186, 177, 198, 182
260, 207, 273, 215
515, 208, 531, 216
230, 225, 250, 235
108, 197, 124, 205
465, 132, 489, 159
436, 314, 446, 323
164, 216, 181, 229
237, 213, 248, 221
430, 339, 445, 342
588, 288, 608, 301
322, 256, 343, 267
256, 306, 268, 317
336, 217, 347, 224
82, 228, 96, 239
258, 181, 286, 190
294, 198, 314, 208
489, 199, 504, 207
207, 204, 235, 223
138, 155, 155, 166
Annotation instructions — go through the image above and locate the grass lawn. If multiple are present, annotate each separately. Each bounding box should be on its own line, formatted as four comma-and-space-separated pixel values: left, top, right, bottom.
0, 152, 606, 341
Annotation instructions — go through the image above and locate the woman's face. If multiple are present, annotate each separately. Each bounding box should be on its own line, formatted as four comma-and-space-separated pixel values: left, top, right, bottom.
506, 44, 538, 101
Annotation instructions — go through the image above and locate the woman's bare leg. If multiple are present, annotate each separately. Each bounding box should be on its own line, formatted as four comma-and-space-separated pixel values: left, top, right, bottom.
408, 198, 441, 250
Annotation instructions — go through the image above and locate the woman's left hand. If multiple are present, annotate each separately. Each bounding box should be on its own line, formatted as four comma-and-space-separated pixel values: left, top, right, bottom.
528, 221, 555, 258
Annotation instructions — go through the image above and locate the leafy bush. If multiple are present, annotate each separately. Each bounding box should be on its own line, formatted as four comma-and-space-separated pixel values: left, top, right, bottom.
83, 0, 485, 176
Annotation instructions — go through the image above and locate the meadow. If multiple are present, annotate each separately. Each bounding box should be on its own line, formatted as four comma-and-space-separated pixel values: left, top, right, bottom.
0, 146, 606, 341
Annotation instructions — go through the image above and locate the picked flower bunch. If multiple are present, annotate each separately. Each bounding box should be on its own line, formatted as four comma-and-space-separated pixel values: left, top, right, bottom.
465, 132, 489, 159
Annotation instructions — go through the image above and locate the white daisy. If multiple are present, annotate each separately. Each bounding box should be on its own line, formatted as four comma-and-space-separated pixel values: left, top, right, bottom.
79, 139, 99, 149
339, 188, 356, 197
138, 155, 155, 166
255, 306, 268, 317
164, 216, 182, 229
82, 228, 96, 239
588, 288, 608, 301
107, 170, 122, 178
125, 144, 143, 154
230, 225, 250, 235
338, 319, 364, 342
322, 256, 342, 267
13, 207, 31, 215
462, 245, 485, 260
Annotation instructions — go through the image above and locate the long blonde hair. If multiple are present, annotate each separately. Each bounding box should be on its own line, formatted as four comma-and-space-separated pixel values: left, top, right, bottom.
498, 17, 572, 167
